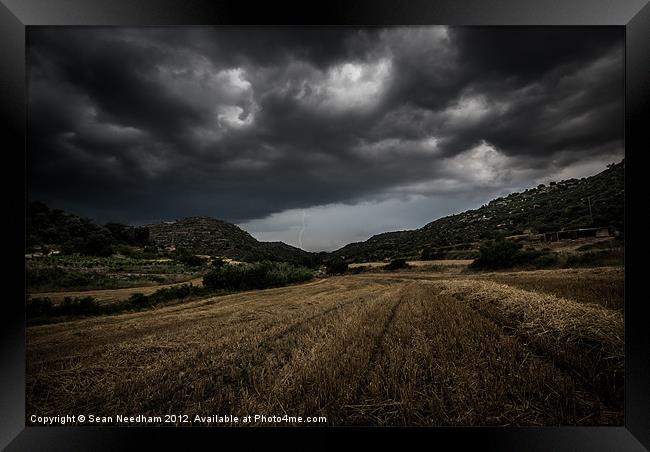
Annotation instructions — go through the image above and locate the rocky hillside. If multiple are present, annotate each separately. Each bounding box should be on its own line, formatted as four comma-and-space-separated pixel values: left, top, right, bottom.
147, 217, 318, 266
333, 159, 624, 262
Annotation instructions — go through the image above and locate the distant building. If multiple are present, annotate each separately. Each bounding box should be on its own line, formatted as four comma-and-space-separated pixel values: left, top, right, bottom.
543, 227, 611, 241
595, 228, 611, 238
506, 227, 614, 243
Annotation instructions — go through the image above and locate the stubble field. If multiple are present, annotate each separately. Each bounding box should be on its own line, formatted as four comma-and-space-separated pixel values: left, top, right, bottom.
26, 266, 623, 426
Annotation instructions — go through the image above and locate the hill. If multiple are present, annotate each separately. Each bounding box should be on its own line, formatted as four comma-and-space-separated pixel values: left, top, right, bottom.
26, 203, 318, 267
26, 160, 624, 265
332, 159, 624, 262
147, 217, 318, 266
26, 201, 148, 256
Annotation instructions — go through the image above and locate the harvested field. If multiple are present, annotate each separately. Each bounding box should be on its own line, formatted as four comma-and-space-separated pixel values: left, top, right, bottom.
480, 267, 624, 311
26, 268, 623, 426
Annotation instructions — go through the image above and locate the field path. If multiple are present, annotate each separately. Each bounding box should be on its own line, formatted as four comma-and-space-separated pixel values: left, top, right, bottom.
29, 276, 204, 304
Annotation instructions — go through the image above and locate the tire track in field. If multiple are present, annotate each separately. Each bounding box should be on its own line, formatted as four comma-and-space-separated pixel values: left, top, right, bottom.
344, 283, 410, 413
29, 282, 393, 416
27, 278, 341, 358
28, 279, 386, 370
27, 276, 423, 417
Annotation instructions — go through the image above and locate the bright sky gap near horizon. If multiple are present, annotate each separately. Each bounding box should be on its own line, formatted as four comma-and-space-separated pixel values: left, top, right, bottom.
27, 27, 624, 252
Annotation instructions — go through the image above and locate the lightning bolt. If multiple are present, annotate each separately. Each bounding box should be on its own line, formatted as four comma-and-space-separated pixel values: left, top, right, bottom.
298, 210, 306, 250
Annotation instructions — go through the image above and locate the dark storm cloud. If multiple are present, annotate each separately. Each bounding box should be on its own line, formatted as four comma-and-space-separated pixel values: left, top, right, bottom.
28, 26, 623, 230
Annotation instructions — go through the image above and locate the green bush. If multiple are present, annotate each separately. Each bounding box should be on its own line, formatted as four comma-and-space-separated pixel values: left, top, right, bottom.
27, 284, 215, 324
61, 228, 114, 256
122, 284, 209, 313
349, 266, 368, 274
172, 250, 207, 267
26, 297, 53, 318
211, 257, 226, 268
325, 259, 348, 275
470, 240, 521, 270
27, 266, 91, 289
203, 261, 313, 290
147, 284, 195, 303
470, 240, 555, 270
421, 247, 445, 260
58, 296, 100, 316
563, 250, 624, 268
27, 296, 100, 320
384, 259, 409, 271
532, 253, 559, 268
26, 296, 100, 320
128, 293, 150, 307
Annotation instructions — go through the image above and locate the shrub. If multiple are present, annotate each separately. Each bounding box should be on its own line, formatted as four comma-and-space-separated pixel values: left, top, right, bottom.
26, 297, 53, 318
471, 240, 560, 270
26, 296, 100, 320
58, 296, 100, 316
28, 284, 214, 324
203, 261, 313, 291
446, 249, 479, 260
211, 257, 226, 268
421, 247, 445, 260
325, 259, 348, 275
532, 253, 559, 268
149, 284, 193, 303
204, 264, 246, 290
564, 250, 624, 268
173, 250, 206, 267
470, 240, 526, 270
77, 296, 100, 315
349, 266, 368, 274
384, 259, 409, 271
26, 266, 99, 291
61, 227, 114, 257
129, 293, 150, 307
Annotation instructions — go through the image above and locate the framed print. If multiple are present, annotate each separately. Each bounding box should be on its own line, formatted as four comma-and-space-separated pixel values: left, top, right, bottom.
1, 0, 648, 450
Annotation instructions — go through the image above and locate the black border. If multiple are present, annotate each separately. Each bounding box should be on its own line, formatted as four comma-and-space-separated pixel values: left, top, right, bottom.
1, 1, 648, 450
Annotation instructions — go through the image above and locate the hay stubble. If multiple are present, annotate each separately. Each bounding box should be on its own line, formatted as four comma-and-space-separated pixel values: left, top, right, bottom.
27, 268, 623, 426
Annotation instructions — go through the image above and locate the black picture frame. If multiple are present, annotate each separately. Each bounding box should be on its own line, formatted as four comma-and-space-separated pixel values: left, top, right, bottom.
1, 0, 647, 450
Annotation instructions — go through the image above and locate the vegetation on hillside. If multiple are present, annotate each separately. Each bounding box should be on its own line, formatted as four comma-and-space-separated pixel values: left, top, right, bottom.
27, 201, 151, 256
334, 160, 624, 262
27, 202, 321, 268
470, 240, 547, 270
384, 258, 409, 271
147, 217, 320, 267
325, 258, 349, 275
26, 160, 624, 285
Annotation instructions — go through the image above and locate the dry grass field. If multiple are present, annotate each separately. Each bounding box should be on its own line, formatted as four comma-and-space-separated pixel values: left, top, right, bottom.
482, 267, 624, 311
26, 266, 623, 426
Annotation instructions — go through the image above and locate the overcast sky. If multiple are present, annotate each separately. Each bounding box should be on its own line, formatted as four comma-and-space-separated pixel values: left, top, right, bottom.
28, 27, 624, 251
